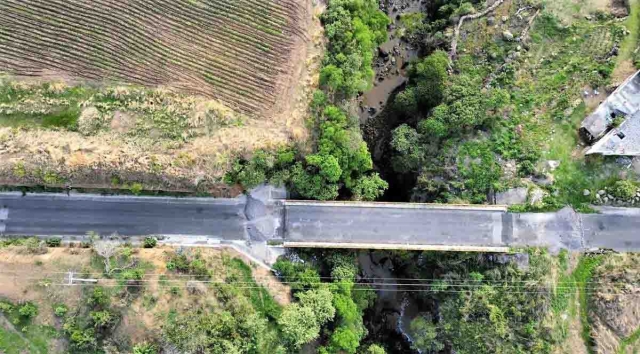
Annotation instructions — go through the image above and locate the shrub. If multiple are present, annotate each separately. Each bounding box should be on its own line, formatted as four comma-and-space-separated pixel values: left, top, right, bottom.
351, 174, 388, 201
143, 237, 157, 248
23, 237, 48, 255
170, 286, 181, 296
66, 324, 97, 351
0, 301, 13, 313
18, 302, 38, 319
166, 253, 190, 272
54, 304, 68, 317
611, 180, 637, 200
367, 344, 386, 354
87, 287, 109, 308
133, 342, 158, 354
77, 107, 103, 135
46, 237, 62, 247
90, 310, 113, 328
130, 183, 143, 195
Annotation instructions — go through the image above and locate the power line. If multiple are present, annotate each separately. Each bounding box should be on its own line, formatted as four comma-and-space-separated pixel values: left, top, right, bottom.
0, 275, 629, 291
0, 269, 626, 285
0, 281, 637, 296
0, 276, 637, 295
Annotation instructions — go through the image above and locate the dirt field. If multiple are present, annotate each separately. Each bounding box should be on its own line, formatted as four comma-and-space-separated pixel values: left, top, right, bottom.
0, 0, 308, 118
0, 0, 324, 193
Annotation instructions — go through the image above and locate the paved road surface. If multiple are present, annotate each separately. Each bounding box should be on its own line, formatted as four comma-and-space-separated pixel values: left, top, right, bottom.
0, 193, 247, 239
582, 207, 640, 250
1, 193, 639, 251
284, 201, 506, 246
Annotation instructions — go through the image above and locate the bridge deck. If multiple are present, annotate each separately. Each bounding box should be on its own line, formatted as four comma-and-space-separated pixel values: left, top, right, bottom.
284, 201, 507, 247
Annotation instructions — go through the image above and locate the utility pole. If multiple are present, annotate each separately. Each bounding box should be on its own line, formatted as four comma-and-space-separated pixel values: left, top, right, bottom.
66, 271, 98, 285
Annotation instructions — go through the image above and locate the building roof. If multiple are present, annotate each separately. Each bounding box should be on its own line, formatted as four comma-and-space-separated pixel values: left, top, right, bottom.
587, 111, 640, 156
580, 70, 640, 144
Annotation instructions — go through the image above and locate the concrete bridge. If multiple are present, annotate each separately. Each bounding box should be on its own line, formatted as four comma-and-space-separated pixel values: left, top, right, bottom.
1, 191, 639, 256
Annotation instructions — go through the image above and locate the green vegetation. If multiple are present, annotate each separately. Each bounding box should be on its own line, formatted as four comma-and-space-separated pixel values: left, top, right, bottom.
619, 0, 640, 65
399, 249, 558, 353
0, 300, 56, 354
620, 327, 640, 353
227, 0, 389, 201
320, 0, 390, 98
142, 237, 157, 249
273, 252, 377, 353
574, 256, 603, 350
611, 180, 638, 199
387, 1, 632, 206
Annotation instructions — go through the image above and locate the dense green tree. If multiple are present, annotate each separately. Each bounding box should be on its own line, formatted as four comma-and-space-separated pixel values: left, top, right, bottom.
394, 87, 419, 115
408, 50, 449, 109
322, 0, 390, 97
418, 117, 448, 139
352, 173, 388, 201
391, 124, 425, 173
409, 315, 444, 353
290, 162, 341, 201
366, 344, 387, 354
165, 309, 269, 353
320, 64, 346, 94
306, 154, 343, 183
329, 325, 361, 353
273, 259, 322, 291
278, 303, 321, 349
296, 288, 336, 325
290, 105, 385, 200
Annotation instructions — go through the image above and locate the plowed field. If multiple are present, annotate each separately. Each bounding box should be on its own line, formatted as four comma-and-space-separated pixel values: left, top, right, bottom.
0, 0, 308, 117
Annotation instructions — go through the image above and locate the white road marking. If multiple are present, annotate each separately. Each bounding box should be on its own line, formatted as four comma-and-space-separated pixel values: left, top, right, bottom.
0, 208, 8, 221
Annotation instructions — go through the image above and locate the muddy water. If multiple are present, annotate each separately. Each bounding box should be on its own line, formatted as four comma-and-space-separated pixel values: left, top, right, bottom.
359, 251, 418, 353
358, 0, 423, 123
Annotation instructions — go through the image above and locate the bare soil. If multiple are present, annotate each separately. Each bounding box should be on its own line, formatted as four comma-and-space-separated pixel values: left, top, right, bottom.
590, 253, 640, 353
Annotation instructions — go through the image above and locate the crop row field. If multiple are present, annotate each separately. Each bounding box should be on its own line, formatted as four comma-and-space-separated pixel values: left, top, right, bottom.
0, 0, 308, 118
0, 0, 321, 194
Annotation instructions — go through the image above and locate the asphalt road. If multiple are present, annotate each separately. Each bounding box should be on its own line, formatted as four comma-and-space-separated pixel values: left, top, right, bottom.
284, 201, 506, 246
0, 192, 247, 239
582, 207, 640, 250
1, 193, 639, 252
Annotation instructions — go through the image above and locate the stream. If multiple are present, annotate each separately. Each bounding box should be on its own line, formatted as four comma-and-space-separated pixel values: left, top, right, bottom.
359, 251, 421, 353
357, 0, 423, 123
361, 0, 428, 202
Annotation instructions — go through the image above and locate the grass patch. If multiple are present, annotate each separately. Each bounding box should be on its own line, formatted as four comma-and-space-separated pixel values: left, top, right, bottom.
0, 107, 80, 130
0, 300, 57, 354
550, 252, 603, 348
41, 108, 80, 129
575, 255, 604, 353
618, 0, 640, 64
619, 326, 640, 353
226, 258, 282, 321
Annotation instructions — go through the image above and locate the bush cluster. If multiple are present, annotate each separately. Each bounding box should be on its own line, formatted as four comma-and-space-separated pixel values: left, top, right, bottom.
226, 0, 389, 201
273, 253, 380, 353
165, 252, 210, 279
